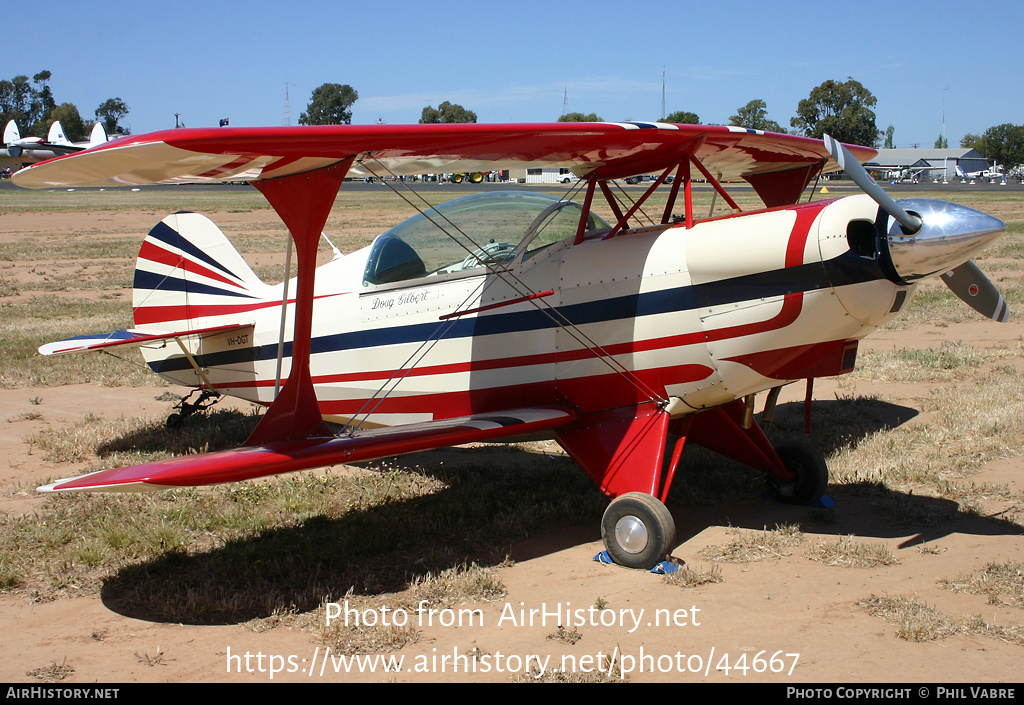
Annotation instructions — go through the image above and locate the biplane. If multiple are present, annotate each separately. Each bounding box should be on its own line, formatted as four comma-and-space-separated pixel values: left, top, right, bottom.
12, 122, 1007, 569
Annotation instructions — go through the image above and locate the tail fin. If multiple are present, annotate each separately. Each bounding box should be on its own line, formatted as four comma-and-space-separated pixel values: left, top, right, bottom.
3, 120, 19, 145
88, 122, 108, 147
47, 121, 71, 146
132, 212, 277, 330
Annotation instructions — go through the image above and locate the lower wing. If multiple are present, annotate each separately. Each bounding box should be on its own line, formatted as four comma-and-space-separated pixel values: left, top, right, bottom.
39, 406, 578, 493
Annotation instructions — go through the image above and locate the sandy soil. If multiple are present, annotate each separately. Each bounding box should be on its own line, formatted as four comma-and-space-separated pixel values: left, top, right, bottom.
1, 197, 1021, 685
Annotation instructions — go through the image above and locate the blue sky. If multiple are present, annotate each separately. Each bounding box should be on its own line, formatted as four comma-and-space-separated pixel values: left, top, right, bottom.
10, 0, 1021, 147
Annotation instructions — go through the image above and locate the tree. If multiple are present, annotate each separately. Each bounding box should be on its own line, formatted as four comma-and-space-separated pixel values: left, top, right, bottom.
884, 125, 895, 149
961, 133, 984, 151
47, 103, 86, 142
31, 71, 55, 131
420, 101, 477, 123
661, 110, 699, 125
934, 134, 948, 149
790, 77, 879, 147
0, 75, 37, 132
298, 83, 358, 125
95, 98, 130, 135
728, 100, 782, 132
974, 124, 1024, 169
558, 112, 602, 122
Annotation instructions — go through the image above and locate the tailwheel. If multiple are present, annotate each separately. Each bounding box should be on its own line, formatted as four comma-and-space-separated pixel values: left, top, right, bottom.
166, 389, 221, 429
766, 441, 829, 505
600, 492, 676, 569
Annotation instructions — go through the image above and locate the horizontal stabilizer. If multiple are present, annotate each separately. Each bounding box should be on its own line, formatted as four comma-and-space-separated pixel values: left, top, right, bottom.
38, 406, 578, 493
38, 322, 253, 356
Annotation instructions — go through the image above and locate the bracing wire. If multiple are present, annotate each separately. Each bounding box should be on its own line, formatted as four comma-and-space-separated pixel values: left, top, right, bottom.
351, 159, 669, 410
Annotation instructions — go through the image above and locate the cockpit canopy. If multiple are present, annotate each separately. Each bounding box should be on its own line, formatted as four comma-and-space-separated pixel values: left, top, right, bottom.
363, 191, 609, 286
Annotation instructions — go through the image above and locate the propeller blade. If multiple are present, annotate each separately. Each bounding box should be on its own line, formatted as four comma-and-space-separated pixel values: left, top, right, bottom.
823, 134, 922, 234
941, 261, 1009, 322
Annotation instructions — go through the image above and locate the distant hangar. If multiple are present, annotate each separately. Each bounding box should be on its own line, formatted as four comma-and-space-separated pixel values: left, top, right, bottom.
865, 148, 990, 182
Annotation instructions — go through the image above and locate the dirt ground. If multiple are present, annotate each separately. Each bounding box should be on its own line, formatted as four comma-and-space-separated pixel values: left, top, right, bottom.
1, 189, 1022, 685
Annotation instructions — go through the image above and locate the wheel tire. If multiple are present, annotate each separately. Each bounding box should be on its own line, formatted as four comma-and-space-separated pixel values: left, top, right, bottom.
601, 492, 676, 569
469, 172, 484, 183
766, 441, 829, 505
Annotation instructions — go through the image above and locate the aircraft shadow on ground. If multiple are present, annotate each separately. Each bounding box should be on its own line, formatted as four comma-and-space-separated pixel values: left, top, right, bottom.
97, 395, 1021, 625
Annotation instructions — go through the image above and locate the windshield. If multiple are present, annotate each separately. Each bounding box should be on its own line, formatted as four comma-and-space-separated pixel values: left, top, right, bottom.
362, 191, 608, 286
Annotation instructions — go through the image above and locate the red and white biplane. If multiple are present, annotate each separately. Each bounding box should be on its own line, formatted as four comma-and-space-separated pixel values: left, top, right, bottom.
12, 122, 1007, 569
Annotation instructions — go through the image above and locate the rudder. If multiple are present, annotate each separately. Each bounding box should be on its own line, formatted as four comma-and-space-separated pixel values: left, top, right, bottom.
133, 212, 276, 330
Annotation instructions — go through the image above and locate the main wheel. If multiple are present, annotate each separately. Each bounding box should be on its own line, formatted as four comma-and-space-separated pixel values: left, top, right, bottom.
600, 492, 676, 569
766, 441, 829, 505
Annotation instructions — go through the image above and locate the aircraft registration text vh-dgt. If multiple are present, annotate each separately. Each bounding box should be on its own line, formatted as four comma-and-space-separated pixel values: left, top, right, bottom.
13, 121, 1007, 570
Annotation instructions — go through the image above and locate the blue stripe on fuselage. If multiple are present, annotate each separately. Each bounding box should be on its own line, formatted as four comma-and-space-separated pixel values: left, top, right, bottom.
146, 252, 887, 374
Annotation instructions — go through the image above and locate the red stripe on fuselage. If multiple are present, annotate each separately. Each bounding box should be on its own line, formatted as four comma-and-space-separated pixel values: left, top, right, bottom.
313, 363, 714, 420
132, 293, 344, 326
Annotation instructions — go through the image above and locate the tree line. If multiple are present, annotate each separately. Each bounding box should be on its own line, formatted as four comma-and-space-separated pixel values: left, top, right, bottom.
7, 72, 1020, 170
0, 71, 129, 141
301, 78, 1023, 169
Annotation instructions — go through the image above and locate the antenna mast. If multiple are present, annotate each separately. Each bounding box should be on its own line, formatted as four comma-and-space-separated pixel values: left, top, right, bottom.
661, 67, 666, 120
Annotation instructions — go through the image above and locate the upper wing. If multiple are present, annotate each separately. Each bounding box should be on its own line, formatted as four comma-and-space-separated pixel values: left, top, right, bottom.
38, 406, 578, 492
12, 122, 875, 205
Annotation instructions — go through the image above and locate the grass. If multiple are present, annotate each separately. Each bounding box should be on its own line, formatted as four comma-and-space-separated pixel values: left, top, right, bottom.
2, 183, 1024, 663
662, 563, 724, 588
851, 340, 1009, 383
805, 536, 899, 568
859, 594, 1024, 646
25, 657, 74, 683
698, 524, 804, 563
825, 365, 1024, 496
318, 562, 506, 654
939, 561, 1024, 609
1, 408, 604, 633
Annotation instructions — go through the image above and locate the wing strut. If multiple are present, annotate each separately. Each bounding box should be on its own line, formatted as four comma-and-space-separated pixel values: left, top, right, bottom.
245, 159, 354, 445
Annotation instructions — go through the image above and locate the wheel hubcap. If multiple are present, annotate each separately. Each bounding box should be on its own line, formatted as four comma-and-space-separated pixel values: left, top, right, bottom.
614, 515, 649, 554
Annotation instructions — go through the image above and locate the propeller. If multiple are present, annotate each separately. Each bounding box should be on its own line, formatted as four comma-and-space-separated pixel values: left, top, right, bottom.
941, 261, 1009, 322
823, 134, 1009, 322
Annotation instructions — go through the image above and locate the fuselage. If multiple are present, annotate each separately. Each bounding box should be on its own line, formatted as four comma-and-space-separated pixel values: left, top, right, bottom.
136, 192, 912, 428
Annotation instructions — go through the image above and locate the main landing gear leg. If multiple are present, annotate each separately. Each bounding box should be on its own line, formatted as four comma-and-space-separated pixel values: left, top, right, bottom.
688, 399, 829, 506
556, 402, 684, 569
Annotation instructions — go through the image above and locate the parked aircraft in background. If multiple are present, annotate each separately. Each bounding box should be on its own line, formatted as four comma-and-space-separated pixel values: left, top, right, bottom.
3, 120, 108, 162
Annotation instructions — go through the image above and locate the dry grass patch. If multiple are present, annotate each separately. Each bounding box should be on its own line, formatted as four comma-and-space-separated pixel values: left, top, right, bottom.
805, 536, 899, 568
939, 561, 1024, 609
26, 407, 259, 468
699, 524, 803, 563
852, 340, 1017, 383
827, 366, 1024, 496
662, 563, 724, 588
317, 562, 505, 654
859, 594, 1024, 646
25, 657, 74, 683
